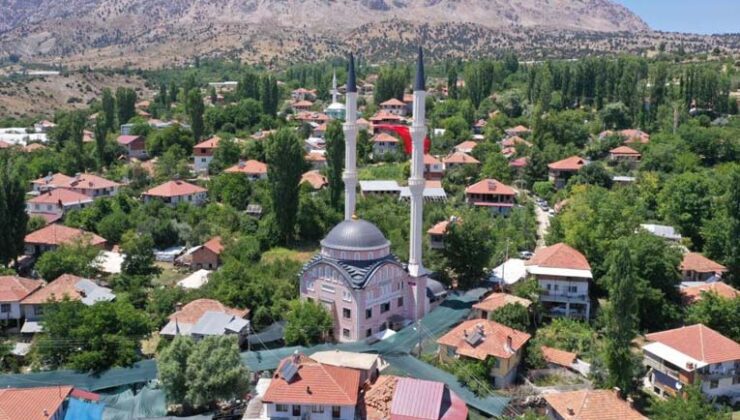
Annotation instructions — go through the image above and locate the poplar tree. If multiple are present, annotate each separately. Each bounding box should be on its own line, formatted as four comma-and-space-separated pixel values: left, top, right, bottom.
186, 88, 205, 141
0, 157, 28, 266
101, 88, 116, 132
324, 120, 345, 209
265, 129, 305, 244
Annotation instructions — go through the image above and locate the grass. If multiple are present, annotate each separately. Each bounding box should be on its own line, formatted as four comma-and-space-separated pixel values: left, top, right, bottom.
261, 245, 319, 264
153, 262, 188, 287
531, 372, 584, 387
141, 332, 161, 357
358, 162, 408, 181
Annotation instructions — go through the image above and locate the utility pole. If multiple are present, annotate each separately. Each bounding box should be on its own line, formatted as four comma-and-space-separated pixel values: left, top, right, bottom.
415, 319, 423, 357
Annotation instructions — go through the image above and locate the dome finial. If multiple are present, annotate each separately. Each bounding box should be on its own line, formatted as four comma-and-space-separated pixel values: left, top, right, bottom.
351, 213, 359, 220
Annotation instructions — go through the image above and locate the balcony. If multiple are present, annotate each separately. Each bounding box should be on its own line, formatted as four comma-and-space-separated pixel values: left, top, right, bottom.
644, 356, 680, 379
700, 367, 737, 380
539, 291, 589, 304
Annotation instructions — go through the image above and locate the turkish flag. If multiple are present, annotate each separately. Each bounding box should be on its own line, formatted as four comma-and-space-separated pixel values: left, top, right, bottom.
374, 124, 431, 155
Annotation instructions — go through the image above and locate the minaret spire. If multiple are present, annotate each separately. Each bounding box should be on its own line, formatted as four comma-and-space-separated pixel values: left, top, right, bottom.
331, 70, 338, 104
342, 54, 359, 220
408, 46, 427, 278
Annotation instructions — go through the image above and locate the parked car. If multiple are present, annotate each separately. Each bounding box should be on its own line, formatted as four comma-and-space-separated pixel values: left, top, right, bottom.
519, 250, 534, 260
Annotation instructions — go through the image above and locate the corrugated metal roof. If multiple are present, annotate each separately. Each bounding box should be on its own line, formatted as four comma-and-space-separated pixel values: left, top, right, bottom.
391, 377, 443, 420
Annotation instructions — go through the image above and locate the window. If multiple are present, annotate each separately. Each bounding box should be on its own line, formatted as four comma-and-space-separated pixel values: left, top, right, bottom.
275, 404, 288, 412
342, 328, 350, 338
446, 346, 456, 357
546, 284, 552, 291
321, 284, 336, 294
34, 306, 44, 316
332, 406, 341, 418
492, 358, 500, 368
733, 376, 740, 385
307, 280, 315, 291
366, 329, 373, 337
709, 379, 719, 389
381, 302, 390, 313
365, 308, 372, 319
0, 304, 9, 313
397, 297, 404, 307
312, 405, 324, 413
342, 291, 352, 302
342, 308, 351, 319
554, 284, 559, 291
292, 405, 301, 416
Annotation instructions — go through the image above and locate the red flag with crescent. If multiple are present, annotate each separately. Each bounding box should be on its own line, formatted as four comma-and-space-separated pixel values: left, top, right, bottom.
374, 124, 431, 155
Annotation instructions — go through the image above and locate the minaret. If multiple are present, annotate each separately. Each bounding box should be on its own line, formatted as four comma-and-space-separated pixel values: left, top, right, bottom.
408, 47, 427, 278
342, 54, 359, 220
331, 70, 339, 105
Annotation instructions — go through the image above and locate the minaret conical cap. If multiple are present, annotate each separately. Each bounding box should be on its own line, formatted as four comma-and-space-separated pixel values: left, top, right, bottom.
414, 46, 425, 92
347, 53, 357, 93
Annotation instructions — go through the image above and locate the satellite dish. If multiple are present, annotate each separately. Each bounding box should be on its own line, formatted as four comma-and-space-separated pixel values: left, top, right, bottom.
675, 382, 683, 390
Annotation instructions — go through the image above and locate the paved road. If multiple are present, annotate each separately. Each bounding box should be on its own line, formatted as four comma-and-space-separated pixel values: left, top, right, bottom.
534, 204, 550, 249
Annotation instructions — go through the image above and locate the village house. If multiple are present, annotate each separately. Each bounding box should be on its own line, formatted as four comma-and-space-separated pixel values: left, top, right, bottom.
21, 274, 115, 333
525, 243, 592, 320
371, 132, 400, 156
465, 179, 517, 216
310, 350, 383, 385
27, 188, 93, 219
142, 180, 207, 206
312, 123, 327, 139
443, 151, 480, 171
305, 150, 327, 170
640, 223, 683, 242
225, 160, 268, 181
473, 119, 487, 134
437, 319, 531, 388
363, 375, 468, 420
24, 224, 107, 256
117, 135, 147, 159
454, 140, 478, 154
379, 98, 407, 116
423, 154, 445, 180
543, 389, 646, 420
0, 385, 75, 420
356, 117, 372, 132
291, 100, 314, 112
193, 136, 220, 173
178, 236, 224, 270
501, 136, 532, 149
291, 88, 317, 102
31, 172, 121, 198
609, 145, 642, 163
31, 173, 74, 194
505, 125, 531, 138
548, 156, 586, 189
680, 282, 738, 305
369, 111, 403, 125
160, 299, 250, 345
472, 293, 532, 320
262, 353, 360, 420
509, 156, 528, 177
680, 252, 727, 282
301, 170, 328, 190
0, 276, 43, 324
293, 111, 330, 125
427, 218, 453, 250
540, 346, 579, 372
642, 324, 740, 403
621, 128, 650, 144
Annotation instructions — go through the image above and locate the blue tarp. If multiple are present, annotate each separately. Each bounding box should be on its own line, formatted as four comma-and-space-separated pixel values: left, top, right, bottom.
64, 398, 105, 420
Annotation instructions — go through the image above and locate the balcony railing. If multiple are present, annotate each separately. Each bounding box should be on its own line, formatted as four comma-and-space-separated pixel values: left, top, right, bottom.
644, 356, 680, 379
700, 368, 737, 380
540, 291, 589, 303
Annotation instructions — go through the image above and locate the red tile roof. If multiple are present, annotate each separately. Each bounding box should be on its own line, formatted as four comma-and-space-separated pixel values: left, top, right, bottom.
681, 282, 739, 304
301, 170, 328, 189
621, 129, 650, 144
443, 152, 479, 165
263, 354, 360, 406
680, 252, 727, 274
31, 173, 74, 188
24, 224, 106, 248
21, 274, 87, 305
472, 293, 532, 313
0, 140, 12, 149
143, 180, 206, 197
609, 145, 640, 156
194, 137, 220, 149
424, 154, 442, 165
28, 188, 92, 205
305, 151, 327, 162
117, 135, 143, 146
501, 136, 531, 148
380, 98, 405, 107
645, 324, 740, 364
0, 385, 73, 420
369, 111, 402, 122
66, 173, 121, 190
548, 156, 586, 171
509, 157, 528, 168
373, 132, 399, 143
544, 389, 646, 420
203, 236, 224, 255
437, 319, 530, 361
168, 299, 248, 324
541, 346, 577, 368
23, 143, 47, 152
465, 179, 516, 196
0, 276, 44, 302
526, 243, 591, 271
224, 160, 268, 175
506, 125, 530, 134
454, 140, 478, 152
292, 100, 314, 108
427, 220, 451, 236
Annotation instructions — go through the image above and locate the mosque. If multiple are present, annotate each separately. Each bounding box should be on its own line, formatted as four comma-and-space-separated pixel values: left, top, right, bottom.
300, 49, 444, 343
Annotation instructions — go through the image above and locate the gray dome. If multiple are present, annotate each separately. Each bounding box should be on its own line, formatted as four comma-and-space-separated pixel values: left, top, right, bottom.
321, 219, 389, 251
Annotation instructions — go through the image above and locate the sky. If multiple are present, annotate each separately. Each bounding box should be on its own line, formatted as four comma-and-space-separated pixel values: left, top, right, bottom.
615, 0, 739, 34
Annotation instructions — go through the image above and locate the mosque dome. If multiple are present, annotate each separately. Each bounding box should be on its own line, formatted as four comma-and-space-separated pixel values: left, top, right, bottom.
321, 218, 389, 251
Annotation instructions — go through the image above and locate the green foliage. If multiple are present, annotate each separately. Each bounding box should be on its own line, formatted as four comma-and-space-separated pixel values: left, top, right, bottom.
0, 157, 28, 266
452, 357, 495, 396
115, 87, 137, 125
209, 137, 241, 174
600, 102, 631, 130
147, 124, 195, 157
284, 299, 333, 346
36, 298, 150, 372
441, 212, 493, 289
157, 335, 194, 404
649, 384, 731, 420
120, 231, 161, 277
209, 173, 253, 210
186, 89, 205, 141
526, 318, 596, 367
658, 171, 715, 248
34, 240, 101, 281
101, 88, 116, 132
260, 75, 279, 116
489, 303, 530, 332
374, 66, 408, 105
265, 129, 305, 244
686, 292, 740, 342
324, 120, 345, 209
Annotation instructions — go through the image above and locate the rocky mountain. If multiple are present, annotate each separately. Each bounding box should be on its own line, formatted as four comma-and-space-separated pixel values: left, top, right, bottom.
0, 0, 734, 67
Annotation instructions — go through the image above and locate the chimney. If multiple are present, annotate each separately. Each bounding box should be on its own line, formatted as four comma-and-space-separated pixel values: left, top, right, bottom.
306, 386, 312, 394
567, 407, 575, 416
75, 172, 81, 180
292, 350, 300, 364
175, 302, 183, 311
612, 387, 621, 398
238, 160, 245, 168
627, 397, 634, 407
463, 329, 468, 338
505, 335, 513, 353
43, 409, 49, 417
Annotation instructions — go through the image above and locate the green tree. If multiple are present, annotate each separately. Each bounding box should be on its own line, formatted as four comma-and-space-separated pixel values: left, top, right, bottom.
265, 129, 305, 244
186, 89, 205, 141
209, 173, 252, 210
209, 137, 241, 174
600, 102, 631, 130
284, 300, 333, 346
116, 87, 137, 125
357, 129, 372, 164
489, 303, 529, 331
324, 120, 345, 209
0, 158, 28, 266
686, 293, 740, 342
658, 172, 714, 249
101, 88, 116, 132
184, 336, 249, 408
34, 240, 101, 281
120, 231, 161, 277
94, 114, 108, 169
601, 240, 639, 392
441, 212, 493, 289
260, 75, 279, 116
649, 384, 731, 420
158, 335, 195, 405
238, 71, 260, 100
